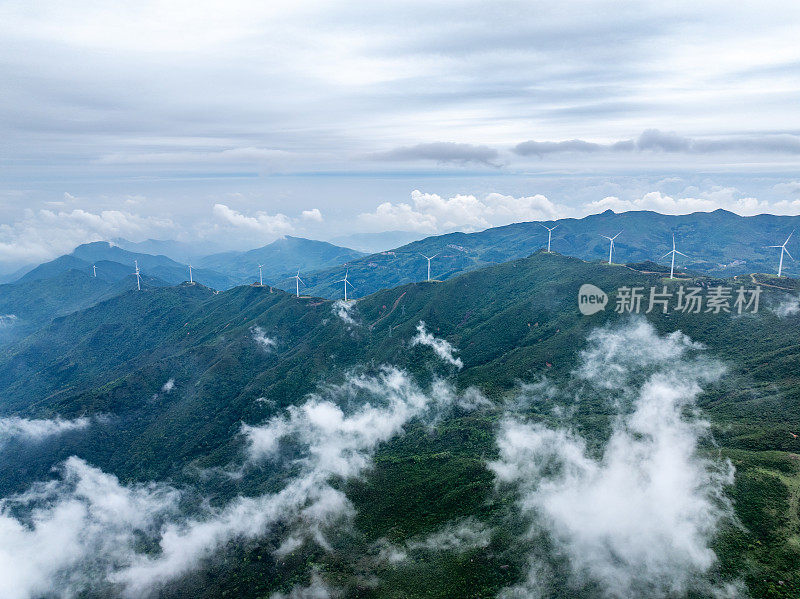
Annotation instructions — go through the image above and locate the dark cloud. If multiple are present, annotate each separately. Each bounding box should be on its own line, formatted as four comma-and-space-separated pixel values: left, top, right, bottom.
514, 129, 800, 156
369, 142, 501, 167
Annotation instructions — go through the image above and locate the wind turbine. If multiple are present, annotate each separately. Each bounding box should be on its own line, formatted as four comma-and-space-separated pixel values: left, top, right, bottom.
258, 264, 264, 286
335, 270, 354, 301
419, 252, 439, 282
291, 268, 305, 297
766, 229, 794, 277
600, 231, 622, 265
188, 264, 193, 283
661, 235, 688, 279
133, 260, 141, 291
540, 224, 558, 252
92, 264, 96, 277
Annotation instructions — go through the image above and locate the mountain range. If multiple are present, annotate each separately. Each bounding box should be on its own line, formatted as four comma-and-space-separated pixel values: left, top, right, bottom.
274, 209, 800, 299
0, 247, 798, 597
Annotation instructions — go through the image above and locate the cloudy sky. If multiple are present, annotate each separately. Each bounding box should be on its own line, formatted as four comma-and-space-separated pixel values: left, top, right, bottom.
2, 0, 800, 267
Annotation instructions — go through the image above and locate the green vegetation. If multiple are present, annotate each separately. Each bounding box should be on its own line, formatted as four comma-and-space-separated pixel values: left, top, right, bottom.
1, 251, 799, 597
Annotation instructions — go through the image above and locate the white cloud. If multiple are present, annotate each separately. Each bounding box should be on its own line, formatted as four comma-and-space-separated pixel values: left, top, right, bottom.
411, 321, 463, 369
357, 190, 567, 233
585, 190, 800, 217
0, 366, 476, 597
772, 295, 800, 317
252, 326, 277, 351
98, 147, 292, 165
332, 299, 358, 326
213, 204, 294, 235
0, 208, 175, 265
490, 320, 735, 598
116, 367, 465, 595
0, 416, 91, 445
269, 572, 336, 599
377, 518, 491, 564
0, 456, 180, 599
161, 379, 175, 393
301, 208, 323, 222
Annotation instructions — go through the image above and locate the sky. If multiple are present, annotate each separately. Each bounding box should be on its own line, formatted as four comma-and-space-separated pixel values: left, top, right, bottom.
2, 0, 800, 268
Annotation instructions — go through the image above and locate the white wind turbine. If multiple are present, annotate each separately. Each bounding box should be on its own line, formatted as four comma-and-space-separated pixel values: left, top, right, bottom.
600, 231, 622, 264
766, 229, 794, 277
257, 264, 264, 286
335, 269, 354, 301
661, 235, 688, 279
540, 224, 558, 252
291, 268, 305, 297
188, 264, 193, 283
419, 252, 439, 282
133, 260, 141, 290
92, 264, 97, 277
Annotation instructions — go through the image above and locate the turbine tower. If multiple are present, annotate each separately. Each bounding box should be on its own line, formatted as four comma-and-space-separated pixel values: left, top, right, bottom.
600, 231, 622, 265
291, 268, 305, 297
419, 252, 439, 281
335, 270, 354, 301
258, 264, 264, 286
661, 235, 688, 279
540, 224, 558, 252
767, 229, 794, 277
188, 264, 193, 283
134, 260, 141, 291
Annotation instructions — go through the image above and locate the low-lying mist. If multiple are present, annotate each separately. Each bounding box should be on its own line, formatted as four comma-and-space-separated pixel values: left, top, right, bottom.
491, 319, 739, 598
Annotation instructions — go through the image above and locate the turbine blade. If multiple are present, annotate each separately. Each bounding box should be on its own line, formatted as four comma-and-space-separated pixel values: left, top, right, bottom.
785, 229, 795, 245
660, 251, 673, 259
675, 251, 688, 257
784, 247, 794, 260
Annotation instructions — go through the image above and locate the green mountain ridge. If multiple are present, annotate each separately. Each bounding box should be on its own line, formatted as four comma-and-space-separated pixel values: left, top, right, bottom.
0, 252, 799, 597
276, 209, 800, 299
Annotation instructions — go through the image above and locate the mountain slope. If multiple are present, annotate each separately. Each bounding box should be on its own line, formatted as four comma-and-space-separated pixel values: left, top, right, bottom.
0, 254, 798, 597
71, 241, 237, 289
280, 209, 800, 299
197, 235, 364, 284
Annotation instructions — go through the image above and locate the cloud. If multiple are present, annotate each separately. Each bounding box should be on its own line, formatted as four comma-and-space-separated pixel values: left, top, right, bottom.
161, 379, 175, 393
252, 326, 277, 351
376, 518, 491, 564
0, 314, 18, 328
772, 296, 800, 317
0, 456, 180, 599
584, 190, 800, 216
301, 208, 323, 222
0, 416, 91, 446
357, 190, 566, 233
332, 299, 359, 327
269, 572, 336, 599
0, 208, 175, 265
212, 204, 294, 235
117, 367, 466, 595
490, 320, 735, 598
411, 321, 463, 369
369, 142, 500, 167
773, 181, 800, 195
0, 365, 477, 597
98, 147, 292, 165
514, 129, 800, 156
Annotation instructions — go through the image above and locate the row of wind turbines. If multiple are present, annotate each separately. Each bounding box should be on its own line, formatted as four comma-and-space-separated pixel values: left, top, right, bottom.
543, 224, 796, 279
107, 226, 795, 299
